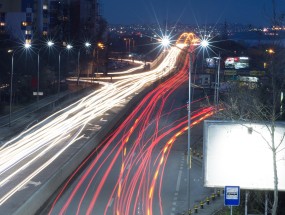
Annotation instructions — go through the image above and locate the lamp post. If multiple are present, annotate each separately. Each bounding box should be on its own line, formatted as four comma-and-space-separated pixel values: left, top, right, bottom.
9, 43, 31, 126
216, 53, 221, 105
37, 41, 54, 105
160, 35, 209, 211
9, 50, 17, 127
96, 42, 104, 78
213, 53, 221, 106
187, 50, 193, 211
186, 39, 209, 211
58, 44, 72, 95
77, 42, 91, 85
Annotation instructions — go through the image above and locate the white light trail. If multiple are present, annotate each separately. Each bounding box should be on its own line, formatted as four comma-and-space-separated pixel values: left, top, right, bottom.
0, 46, 182, 205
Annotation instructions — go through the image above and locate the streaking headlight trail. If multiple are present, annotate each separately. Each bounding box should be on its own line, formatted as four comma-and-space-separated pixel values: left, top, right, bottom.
0, 45, 181, 206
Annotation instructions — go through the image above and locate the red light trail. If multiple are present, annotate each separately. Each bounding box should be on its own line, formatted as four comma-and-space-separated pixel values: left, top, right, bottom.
48, 49, 217, 215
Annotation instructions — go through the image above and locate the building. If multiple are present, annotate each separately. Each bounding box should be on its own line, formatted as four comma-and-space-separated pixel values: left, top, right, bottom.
0, 0, 100, 44
0, 0, 33, 43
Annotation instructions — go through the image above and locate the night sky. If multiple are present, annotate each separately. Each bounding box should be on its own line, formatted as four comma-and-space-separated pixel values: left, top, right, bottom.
104, 0, 285, 26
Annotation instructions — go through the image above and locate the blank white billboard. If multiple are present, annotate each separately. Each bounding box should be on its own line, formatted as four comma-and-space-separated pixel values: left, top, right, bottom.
203, 120, 285, 190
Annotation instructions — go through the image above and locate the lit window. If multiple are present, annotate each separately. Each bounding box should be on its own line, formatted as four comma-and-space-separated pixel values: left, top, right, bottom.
25, 39, 31, 44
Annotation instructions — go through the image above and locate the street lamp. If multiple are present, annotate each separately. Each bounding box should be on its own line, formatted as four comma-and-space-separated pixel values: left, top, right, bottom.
37, 41, 54, 105
77, 42, 91, 85
96, 42, 104, 78
186, 38, 209, 212
9, 43, 31, 126
200, 39, 209, 48
161, 35, 170, 48
58, 44, 73, 95
161, 34, 209, 212
123, 38, 134, 53
187, 49, 194, 212
211, 54, 221, 106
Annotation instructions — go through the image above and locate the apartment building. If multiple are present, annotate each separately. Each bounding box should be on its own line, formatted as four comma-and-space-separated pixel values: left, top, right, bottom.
0, 0, 33, 43
0, 0, 100, 43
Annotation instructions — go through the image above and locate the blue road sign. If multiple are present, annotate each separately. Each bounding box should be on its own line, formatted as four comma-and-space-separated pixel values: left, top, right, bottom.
224, 186, 240, 206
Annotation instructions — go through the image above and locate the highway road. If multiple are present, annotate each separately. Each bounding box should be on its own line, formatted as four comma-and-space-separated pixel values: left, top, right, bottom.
0, 33, 216, 215
44, 55, 215, 215
0, 44, 185, 214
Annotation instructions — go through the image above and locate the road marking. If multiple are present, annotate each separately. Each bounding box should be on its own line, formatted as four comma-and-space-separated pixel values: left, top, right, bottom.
28, 180, 41, 186
100, 118, 108, 122
18, 181, 41, 191
18, 185, 28, 191
87, 125, 102, 131
176, 170, 182, 192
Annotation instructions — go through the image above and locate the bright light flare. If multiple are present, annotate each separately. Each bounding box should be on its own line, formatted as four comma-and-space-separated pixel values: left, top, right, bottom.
200, 39, 209, 48
85, 42, 91, 47
47, 41, 54, 47
66, 44, 73, 49
24, 43, 31, 49
161, 36, 170, 48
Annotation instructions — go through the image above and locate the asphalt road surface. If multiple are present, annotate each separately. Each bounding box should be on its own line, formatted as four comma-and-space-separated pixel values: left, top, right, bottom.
43, 63, 214, 215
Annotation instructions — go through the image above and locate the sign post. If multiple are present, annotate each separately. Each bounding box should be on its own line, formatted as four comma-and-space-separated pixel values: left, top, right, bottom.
224, 186, 240, 215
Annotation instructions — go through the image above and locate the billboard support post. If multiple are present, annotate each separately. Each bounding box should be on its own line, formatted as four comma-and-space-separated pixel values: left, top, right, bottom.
265, 192, 268, 215
245, 191, 249, 215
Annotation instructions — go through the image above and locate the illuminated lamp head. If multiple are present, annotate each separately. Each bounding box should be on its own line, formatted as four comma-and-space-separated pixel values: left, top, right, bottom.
161, 36, 170, 48
200, 39, 209, 48
24, 43, 31, 49
47, 41, 54, 47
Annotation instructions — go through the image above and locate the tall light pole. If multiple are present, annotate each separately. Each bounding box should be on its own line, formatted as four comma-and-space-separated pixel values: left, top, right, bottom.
187, 50, 193, 211
187, 38, 209, 212
216, 52, 221, 106
77, 42, 91, 85
37, 41, 54, 105
160, 35, 209, 211
96, 42, 104, 78
58, 44, 72, 95
9, 43, 31, 126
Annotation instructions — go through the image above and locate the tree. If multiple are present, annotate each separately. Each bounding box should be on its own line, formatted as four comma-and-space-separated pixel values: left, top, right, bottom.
215, 1, 285, 213
217, 43, 285, 214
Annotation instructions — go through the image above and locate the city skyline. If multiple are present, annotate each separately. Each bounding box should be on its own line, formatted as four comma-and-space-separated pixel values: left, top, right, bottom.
104, 0, 285, 27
